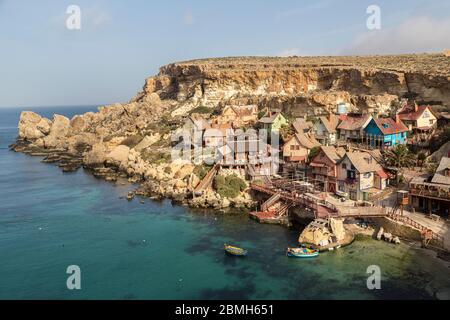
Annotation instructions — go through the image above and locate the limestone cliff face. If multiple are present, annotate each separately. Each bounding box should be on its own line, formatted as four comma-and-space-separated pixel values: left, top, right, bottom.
133, 54, 450, 117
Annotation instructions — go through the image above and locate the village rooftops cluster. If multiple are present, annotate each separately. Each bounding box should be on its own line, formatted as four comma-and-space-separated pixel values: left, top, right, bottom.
174, 100, 440, 202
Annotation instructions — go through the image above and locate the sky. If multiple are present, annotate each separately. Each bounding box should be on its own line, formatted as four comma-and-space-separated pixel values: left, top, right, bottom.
0, 0, 449, 108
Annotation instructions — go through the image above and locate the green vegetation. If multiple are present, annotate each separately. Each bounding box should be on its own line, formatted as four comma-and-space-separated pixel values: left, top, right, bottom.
308, 146, 320, 163
140, 150, 171, 165
258, 110, 267, 119
383, 145, 416, 184
280, 124, 294, 142
193, 164, 213, 180
189, 106, 213, 115
214, 174, 247, 199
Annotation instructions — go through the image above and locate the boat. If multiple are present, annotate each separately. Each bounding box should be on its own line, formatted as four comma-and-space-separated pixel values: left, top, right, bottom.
224, 244, 248, 256
286, 247, 319, 258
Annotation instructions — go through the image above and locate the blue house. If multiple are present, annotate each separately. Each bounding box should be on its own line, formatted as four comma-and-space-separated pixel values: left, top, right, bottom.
364, 117, 409, 148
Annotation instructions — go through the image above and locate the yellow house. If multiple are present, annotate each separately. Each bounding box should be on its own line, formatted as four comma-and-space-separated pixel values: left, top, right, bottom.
218, 105, 258, 127
282, 133, 320, 163
397, 104, 437, 132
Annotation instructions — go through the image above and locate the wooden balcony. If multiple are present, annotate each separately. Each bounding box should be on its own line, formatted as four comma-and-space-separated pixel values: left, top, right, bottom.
410, 186, 450, 201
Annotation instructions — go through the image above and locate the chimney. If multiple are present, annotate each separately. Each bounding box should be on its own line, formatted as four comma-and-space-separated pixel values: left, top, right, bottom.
396, 114, 401, 124
414, 102, 419, 113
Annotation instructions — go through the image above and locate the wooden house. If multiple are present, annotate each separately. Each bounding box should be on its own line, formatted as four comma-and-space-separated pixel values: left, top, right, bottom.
218, 105, 259, 128
309, 146, 346, 193
282, 133, 320, 164
336, 149, 389, 201
364, 117, 409, 148
313, 114, 340, 146
258, 111, 288, 134
337, 114, 372, 142
292, 118, 314, 134
397, 103, 437, 133
410, 157, 450, 218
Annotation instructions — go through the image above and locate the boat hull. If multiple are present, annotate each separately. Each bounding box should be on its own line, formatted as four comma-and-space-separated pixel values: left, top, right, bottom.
286, 248, 319, 258
224, 244, 248, 256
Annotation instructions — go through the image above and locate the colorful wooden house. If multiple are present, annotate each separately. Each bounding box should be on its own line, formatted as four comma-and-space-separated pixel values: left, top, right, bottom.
218, 105, 259, 128
363, 117, 409, 148
309, 146, 346, 193
282, 133, 320, 164
397, 103, 437, 133
337, 114, 372, 142
258, 111, 288, 134
410, 157, 450, 218
336, 149, 389, 201
313, 115, 340, 146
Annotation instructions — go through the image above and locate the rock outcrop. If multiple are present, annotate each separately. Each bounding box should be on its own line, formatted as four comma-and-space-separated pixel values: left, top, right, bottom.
133, 54, 450, 117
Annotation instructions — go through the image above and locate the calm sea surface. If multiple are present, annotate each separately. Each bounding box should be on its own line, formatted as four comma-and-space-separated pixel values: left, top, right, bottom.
0, 106, 449, 300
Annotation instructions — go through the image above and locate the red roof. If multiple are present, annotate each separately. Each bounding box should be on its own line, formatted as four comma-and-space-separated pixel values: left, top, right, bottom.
398, 105, 433, 121
373, 118, 408, 135
376, 170, 389, 179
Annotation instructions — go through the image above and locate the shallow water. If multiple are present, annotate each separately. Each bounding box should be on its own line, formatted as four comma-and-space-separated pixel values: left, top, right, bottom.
0, 106, 449, 300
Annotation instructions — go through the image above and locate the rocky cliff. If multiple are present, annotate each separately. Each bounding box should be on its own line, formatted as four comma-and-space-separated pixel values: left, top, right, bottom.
133, 53, 450, 117
10, 53, 450, 209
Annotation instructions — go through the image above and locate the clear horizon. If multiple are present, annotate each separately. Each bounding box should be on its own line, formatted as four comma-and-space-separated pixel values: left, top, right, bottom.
1, 0, 449, 108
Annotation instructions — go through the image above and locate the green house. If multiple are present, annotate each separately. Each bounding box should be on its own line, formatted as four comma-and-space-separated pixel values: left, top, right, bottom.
258, 112, 288, 134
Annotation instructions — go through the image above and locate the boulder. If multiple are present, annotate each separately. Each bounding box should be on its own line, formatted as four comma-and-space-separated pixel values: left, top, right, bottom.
18, 111, 51, 140
83, 142, 107, 167
70, 115, 86, 134
106, 145, 130, 168
43, 114, 71, 148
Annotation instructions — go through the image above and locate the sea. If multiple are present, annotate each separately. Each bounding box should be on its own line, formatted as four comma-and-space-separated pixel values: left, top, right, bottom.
0, 106, 449, 300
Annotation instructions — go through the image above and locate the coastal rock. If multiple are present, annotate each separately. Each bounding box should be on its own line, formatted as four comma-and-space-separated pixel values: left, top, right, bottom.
83, 142, 107, 167
134, 134, 161, 152
43, 115, 71, 148
107, 145, 130, 168
18, 111, 52, 140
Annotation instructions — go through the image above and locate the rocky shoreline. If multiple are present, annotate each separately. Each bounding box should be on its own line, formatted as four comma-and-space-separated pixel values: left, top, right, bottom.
10, 133, 256, 211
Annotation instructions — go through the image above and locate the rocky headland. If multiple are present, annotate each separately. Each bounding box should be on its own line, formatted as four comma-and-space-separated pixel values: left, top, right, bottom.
10, 53, 450, 209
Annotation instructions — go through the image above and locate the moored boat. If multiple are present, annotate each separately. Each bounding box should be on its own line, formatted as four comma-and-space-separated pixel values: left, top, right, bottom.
224, 244, 248, 256
286, 247, 319, 258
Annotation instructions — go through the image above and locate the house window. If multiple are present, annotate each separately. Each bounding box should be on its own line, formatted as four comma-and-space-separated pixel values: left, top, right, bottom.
363, 173, 371, 179
430, 119, 435, 125
347, 170, 356, 179
290, 145, 295, 150
342, 163, 347, 169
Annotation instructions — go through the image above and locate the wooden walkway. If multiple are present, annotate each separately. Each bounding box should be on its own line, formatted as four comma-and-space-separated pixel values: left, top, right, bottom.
250, 181, 445, 249
194, 164, 220, 194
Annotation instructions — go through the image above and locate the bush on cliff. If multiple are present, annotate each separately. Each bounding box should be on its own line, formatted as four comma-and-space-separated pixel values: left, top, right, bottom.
214, 174, 246, 199
193, 165, 212, 180
189, 106, 213, 115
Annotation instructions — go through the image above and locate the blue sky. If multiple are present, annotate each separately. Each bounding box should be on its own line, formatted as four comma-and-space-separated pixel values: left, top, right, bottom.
0, 0, 449, 108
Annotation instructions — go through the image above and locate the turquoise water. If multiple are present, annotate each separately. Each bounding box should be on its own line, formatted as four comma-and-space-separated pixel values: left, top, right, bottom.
1, 106, 450, 300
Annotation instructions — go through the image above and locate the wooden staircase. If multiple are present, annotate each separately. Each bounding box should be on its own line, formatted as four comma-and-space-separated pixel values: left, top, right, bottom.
194, 164, 220, 195
261, 193, 281, 212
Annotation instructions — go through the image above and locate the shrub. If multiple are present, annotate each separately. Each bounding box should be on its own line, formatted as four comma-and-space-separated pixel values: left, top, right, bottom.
214, 174, 247, 199
190, 106, 213, 115
193, 165, 213, 180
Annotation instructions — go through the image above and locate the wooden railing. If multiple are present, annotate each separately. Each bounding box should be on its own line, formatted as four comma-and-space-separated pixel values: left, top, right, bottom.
194, 164, 220, 193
